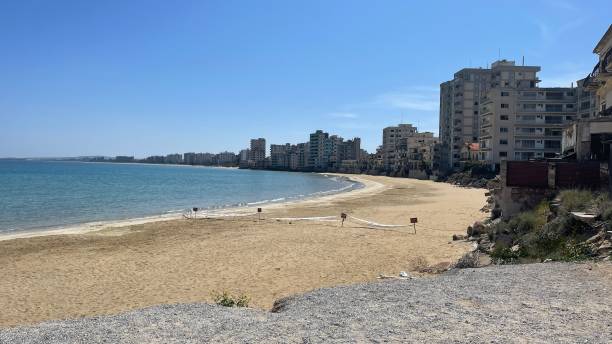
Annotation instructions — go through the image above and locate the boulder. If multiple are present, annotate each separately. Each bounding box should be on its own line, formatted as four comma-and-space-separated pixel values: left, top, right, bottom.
468, 221, 487, 237
586, 232, 604, 245
452, 234, 467, 241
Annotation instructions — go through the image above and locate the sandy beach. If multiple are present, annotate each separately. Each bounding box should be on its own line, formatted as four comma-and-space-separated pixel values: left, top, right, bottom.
0, 175, 486, 328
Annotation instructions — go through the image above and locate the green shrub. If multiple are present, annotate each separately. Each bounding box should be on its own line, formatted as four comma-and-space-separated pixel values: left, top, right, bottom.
213, 291, 250, 308
508, 212, 538, 234
519, 213, 596, 259
490, 246, 520, 265
558, 189, 596, 212
558, 240, 592, 262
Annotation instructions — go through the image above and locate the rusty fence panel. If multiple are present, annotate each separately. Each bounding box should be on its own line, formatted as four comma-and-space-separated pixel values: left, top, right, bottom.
555, 162, 600, 188
506, 161, 549, 187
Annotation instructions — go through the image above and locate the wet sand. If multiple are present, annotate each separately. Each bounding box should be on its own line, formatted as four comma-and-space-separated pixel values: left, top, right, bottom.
0, 175, 487, 328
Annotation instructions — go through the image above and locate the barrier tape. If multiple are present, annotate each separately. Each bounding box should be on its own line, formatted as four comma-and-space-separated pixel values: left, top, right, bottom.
347, 215, 409, 228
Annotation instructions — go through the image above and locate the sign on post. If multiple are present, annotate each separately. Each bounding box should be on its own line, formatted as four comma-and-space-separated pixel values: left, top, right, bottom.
258, 208, 262, 220
340, 213, 347, 227
410, 217, 418, 234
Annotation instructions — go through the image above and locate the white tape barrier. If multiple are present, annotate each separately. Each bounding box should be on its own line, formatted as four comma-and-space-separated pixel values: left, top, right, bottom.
183, 211, 257, 219
347, 215, 408, 228
272, 216, 339, 222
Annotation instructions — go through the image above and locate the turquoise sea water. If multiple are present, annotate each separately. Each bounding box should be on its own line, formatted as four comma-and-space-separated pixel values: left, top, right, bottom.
0, 160, 358, 233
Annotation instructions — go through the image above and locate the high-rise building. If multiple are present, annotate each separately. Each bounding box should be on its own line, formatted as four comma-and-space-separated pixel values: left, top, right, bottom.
183, 152, 196, 165
478, 61, 576, 169
576, 78, 598, 120
270, 143, 291, 169
165, 153, 183, 164
249, 138, 266, 167
216, 151, 237, 165
584, 24, 612, 117
382, 124, 417, 169
308, 130, 329, 170
439, 68, 492, 170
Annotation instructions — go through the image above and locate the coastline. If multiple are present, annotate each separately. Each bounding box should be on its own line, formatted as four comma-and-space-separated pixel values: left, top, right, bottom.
0, 175, 486, 328
0, 174, 376, 242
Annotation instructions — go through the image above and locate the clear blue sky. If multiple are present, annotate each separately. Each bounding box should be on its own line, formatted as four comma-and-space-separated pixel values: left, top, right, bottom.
1, 0, 610, 158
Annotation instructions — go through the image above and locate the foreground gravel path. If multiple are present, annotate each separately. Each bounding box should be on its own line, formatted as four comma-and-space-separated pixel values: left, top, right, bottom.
1, 262, 610, 343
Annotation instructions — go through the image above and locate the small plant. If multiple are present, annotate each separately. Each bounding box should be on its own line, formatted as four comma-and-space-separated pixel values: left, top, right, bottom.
454, 251, 479, 269
558, 189, 596, 212
490, 247, 520, 265
212, 291, 250, 308
410, 256, 429, 272
559, 240, 592, 262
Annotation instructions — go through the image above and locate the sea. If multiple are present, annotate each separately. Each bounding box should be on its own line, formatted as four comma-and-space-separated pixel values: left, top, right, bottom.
0, 160, 360, 234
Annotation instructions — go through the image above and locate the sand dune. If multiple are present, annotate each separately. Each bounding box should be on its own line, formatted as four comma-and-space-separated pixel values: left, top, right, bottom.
0, 175, 486, 328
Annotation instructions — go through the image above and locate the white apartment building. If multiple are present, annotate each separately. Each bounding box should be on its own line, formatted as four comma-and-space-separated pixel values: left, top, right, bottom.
478, 61, 577, 169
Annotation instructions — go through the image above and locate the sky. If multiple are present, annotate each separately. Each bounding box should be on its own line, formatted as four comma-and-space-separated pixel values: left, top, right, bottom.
1, 0, 610, 158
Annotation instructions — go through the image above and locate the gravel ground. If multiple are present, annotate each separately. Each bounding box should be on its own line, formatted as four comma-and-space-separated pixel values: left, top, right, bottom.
1, 262, 610, 343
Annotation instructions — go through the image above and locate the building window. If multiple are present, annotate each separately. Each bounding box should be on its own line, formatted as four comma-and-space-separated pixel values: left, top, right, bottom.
501, 104, 510, 109
500, 115, 509, 120
501, 91, 510, 96
545, 140, 561, 149
500, 139, 508, 145
499, 152, 507, 157
500, 127, 508, 133
566, 104, 574, 109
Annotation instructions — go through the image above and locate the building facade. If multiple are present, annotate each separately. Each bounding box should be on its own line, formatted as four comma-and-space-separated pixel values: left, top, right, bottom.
382, 124, 417, 170
249, 138, 266, 168
478, 61, 576, 169
439, 68, 492, 170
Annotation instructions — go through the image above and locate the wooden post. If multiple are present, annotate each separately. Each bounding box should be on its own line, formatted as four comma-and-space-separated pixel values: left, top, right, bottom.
410, 217, 418, 234
258, 208, 262, 221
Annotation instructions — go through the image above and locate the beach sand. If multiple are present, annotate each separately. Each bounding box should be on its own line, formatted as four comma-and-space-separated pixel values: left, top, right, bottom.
0, 175, 487, 328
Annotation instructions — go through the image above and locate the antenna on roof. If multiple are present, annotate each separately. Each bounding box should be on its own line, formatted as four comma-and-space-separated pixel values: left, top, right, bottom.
522, 56, 525, 66
498, 48, 501, 60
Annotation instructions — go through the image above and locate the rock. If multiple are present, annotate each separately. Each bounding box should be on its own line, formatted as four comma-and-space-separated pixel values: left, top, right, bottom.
490, 218, 502, 226
471, 242, 479, 252
511, 245, 520, 253
399, 271, 410, 278
543, 259, 553, 263
597, 241, 612, 256
495, 234, 513, 248
452, 234, 467, 241
585, 232, 604, 245
469, 222, 486, 236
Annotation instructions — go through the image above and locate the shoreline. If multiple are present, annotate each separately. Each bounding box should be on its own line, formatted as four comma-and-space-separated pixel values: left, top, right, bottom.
0, 175, 486, 327
0, 174, 378, 242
